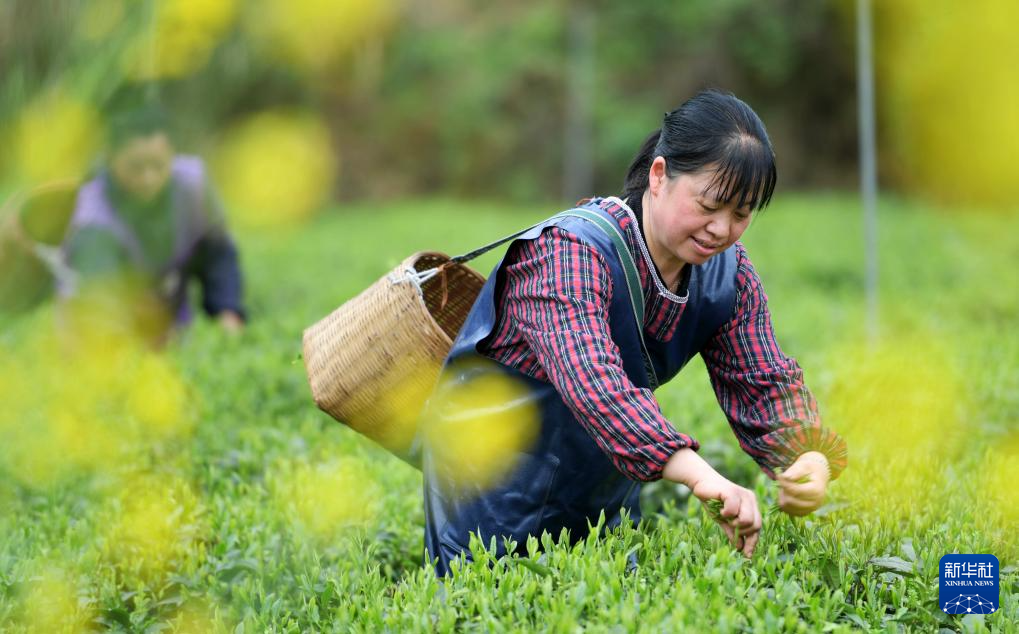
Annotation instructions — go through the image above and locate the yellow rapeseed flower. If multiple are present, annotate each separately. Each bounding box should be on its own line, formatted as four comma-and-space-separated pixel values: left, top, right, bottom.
126, 353, 192, 439
0, 295, 195, 489
270, 457, 382, 540
976, 436, 1019, 536
14, 91, 102, 185
373, 358, 445, 457
823, 333, 963, 514
877, 0, 1019, 208
104, 475, 204, 582
214, 111, 337, 230
17, 565, 92, 633
422, 362, 540, 492
245, 0, 398, 74
168, 601, 231, 634
122, 0, 237, 79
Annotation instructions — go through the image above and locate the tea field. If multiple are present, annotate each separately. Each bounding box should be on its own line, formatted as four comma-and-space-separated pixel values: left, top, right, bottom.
1, 194, 1017, 632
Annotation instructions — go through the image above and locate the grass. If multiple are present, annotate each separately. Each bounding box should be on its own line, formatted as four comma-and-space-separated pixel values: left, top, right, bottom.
0, 193, 1017, 632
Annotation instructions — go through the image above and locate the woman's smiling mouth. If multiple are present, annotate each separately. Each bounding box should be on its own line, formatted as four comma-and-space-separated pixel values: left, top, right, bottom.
692, 236, 722, 255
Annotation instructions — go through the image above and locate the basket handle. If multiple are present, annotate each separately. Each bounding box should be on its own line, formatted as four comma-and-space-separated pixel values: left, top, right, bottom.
399, 213, 576, 305
448, 218, 554, 265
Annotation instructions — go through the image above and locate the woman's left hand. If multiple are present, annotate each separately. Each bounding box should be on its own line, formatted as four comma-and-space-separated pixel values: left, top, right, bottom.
777, 451, 830, 517
217, 310, 245, 334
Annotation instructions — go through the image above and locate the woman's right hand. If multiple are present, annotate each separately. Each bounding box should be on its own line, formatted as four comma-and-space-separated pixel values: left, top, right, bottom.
690, 473, 763, 558
663, 448, 762, 558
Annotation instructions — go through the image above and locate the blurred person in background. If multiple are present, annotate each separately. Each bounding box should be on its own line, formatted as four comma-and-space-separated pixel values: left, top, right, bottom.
60, 104, 246, 341
424, 90, 848, 576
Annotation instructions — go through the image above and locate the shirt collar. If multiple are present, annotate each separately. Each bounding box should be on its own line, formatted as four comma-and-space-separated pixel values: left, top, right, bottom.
593, 196, 690, 303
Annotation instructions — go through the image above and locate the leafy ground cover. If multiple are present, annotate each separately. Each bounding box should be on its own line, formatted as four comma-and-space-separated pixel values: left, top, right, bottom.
1, 195, 1017, 632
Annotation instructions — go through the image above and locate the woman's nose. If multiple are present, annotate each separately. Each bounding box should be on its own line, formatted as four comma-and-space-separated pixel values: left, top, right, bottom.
143, 170, 164, 191
706, 216, 729, 240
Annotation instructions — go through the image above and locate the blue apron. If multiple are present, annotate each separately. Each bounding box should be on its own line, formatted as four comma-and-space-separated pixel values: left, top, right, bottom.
422, 200, 737, 576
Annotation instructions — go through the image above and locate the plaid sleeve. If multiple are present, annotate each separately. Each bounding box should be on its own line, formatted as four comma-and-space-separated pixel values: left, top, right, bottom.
498, 227, 697, 482
701, 243, 848, 480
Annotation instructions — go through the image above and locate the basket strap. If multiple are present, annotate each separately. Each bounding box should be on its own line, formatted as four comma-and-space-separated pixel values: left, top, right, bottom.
452, 206, 659, 390
555, 208, 659, 390
554, 209, 644, 326
451, 207, 620, 267
449, 215, 565, 265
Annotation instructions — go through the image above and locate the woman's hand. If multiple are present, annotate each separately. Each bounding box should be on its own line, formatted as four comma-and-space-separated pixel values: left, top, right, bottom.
691, 473, 763, 558
217, 310, 245, 334
777, 451, 830, 517
663, 448, 762, 558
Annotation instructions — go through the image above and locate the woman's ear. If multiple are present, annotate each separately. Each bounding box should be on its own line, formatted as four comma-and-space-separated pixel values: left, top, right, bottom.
648, 156, 668, 195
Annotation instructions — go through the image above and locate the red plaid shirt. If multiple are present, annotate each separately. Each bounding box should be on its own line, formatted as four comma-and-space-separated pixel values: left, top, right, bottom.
480, 197, 847, 482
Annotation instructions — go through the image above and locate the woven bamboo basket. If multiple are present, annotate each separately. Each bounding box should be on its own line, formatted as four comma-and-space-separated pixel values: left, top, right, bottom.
301, 252, 485, 459
0, 180, 78, 313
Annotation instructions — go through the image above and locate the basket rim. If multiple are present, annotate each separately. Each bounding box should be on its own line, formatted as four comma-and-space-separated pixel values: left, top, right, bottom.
401, 251, 485, 348
299, 249, 486, 372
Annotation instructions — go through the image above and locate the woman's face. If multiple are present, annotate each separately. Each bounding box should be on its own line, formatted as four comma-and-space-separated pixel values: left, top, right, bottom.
643, 157, 753, 272
109, 132, 174, 204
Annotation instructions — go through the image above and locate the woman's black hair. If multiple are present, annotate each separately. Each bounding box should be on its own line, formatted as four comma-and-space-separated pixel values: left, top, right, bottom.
107, 103, 173, 152
622, 90, 777, 217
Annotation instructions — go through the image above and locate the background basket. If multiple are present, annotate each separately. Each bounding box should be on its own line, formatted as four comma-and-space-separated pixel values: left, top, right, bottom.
301, 251, 485, 460
0, 180, 78, 315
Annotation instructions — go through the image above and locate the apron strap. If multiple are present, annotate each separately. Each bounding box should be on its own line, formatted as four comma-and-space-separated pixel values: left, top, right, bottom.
554, 208, 659, 390
450, 205, 660, 390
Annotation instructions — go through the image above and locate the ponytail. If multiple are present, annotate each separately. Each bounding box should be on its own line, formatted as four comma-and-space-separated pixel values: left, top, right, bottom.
621, 129, 661, 220
622, 129, 661, 200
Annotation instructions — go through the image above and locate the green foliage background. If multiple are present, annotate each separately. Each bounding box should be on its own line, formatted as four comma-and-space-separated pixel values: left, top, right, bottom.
0, 0, 859, 202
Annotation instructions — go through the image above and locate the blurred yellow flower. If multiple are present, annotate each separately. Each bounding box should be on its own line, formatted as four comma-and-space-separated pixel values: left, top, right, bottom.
14, 91, 102, 186
169, 602, 231, 634
49, 408, 122, 473
246, 0, 398, 74
122, 0, 237, 79
422, 363, 540, 492
126, 353, 192, 438
271, 457, 381, 540
976, 436, 1019, 532
878, 0, 1019, 208
104, 475, 204, 581
0, 300, 195, 489
2, 417, 69, 490
823, 333, 963, 513
214, 111, 337, 230
372, 358, 445, 457
62, 274, 174, 351
17, 565, 92, 633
